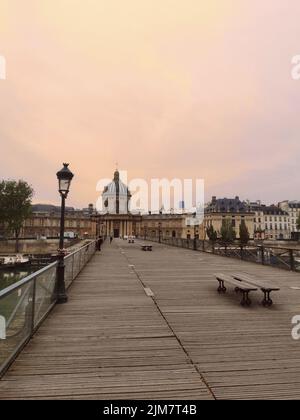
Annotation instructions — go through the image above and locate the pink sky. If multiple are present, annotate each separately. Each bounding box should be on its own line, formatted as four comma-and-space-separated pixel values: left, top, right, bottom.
0, 0, 300, 208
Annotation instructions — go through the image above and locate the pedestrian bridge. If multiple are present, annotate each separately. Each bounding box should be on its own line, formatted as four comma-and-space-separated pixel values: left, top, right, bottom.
0, 239, 300, 400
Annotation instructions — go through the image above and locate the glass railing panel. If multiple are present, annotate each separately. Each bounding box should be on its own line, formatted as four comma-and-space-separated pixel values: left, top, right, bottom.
0, 281, 34, 374
34, 264, 57, 327
264, 247, 292, 270
73, 249, 81, 278
64, 255, 74, 289
294, 250, 300, 272
0, 240, 96, 377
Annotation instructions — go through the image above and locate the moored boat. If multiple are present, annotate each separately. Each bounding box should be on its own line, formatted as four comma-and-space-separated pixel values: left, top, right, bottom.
0, 254, 30, 269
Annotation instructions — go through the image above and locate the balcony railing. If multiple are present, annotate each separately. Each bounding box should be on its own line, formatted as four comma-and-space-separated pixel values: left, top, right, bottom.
146, 237, 300, 273
0, 240, 96, 378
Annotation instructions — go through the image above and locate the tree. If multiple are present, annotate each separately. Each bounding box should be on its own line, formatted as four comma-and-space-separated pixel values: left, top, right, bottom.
0, 180, 34, 252
206, 224, 218, 252
220, 219, 236, 250
239, 221, 250, 245
206, 225, 218, 243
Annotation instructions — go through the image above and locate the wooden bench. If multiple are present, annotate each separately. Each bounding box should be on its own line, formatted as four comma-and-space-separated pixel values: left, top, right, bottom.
215, 273, 258, 307
233, 273, 280, 307
141, 245, 152, 251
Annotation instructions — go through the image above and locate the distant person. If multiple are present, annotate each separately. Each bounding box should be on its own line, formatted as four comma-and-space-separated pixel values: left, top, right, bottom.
110, 236, 113, 244
97, 236, 103, 252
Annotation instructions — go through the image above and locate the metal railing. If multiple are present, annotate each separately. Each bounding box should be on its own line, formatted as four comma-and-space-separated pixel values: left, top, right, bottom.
146, 237, 300, 273
0, 240, 96, 377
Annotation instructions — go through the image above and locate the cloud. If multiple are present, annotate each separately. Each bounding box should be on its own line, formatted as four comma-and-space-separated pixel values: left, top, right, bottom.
0, 0, 299, 207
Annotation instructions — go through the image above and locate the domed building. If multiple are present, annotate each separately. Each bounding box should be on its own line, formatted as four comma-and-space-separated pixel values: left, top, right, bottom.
99, 170, 138, 238
102, 170, 131, 214
97, 169, 201, 240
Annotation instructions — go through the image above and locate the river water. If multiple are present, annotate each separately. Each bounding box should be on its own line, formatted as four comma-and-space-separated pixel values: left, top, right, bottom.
0, 267, 40, 292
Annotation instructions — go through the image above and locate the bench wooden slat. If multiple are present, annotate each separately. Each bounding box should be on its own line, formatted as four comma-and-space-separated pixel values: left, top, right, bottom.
233, 273, 280, 292
141, 245, 152, 251
232, 273, 279, 307
215, 274, 257, 291
214, 273, 257, 307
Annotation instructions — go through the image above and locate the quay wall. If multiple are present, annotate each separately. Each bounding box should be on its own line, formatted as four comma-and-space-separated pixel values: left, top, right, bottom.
0, 238, 76, 254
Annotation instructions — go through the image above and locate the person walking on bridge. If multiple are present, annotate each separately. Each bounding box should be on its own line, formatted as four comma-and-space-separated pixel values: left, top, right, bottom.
97, 236, 103, 252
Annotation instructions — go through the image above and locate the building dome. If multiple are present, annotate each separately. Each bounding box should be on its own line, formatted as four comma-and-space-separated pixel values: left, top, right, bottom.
102, 170, 131, 214
105, 179, 129, 196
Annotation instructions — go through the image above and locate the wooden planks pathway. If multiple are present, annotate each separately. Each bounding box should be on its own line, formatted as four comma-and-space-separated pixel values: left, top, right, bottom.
1, 239, 300, 399
0, 241, 213, 400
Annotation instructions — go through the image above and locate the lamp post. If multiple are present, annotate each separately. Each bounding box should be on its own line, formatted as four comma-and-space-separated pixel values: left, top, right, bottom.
100, 222, 104, 237
193, 217, 199, 251
158, 222, 162, 243
56, 163, 74, 304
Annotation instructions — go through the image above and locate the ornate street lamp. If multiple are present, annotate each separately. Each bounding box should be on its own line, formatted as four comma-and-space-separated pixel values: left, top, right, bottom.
56, 163, 74, 303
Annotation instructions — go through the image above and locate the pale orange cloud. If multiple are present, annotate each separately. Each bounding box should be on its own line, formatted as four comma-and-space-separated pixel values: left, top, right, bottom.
0, 0, 300, 207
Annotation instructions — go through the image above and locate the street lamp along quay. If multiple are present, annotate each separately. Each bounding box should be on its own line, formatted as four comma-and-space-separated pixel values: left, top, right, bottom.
158, 222, 162, 243
56, 163, 74, 304
193, 215, 199, 251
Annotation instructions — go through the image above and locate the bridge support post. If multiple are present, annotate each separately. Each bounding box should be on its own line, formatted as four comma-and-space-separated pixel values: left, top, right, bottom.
289, 249, 295, 271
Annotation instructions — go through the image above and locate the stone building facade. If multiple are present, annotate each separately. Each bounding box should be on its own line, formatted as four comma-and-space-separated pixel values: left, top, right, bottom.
279, 201, 300, 240
203, 196, 255, 240
246, 201, 291, 240
97, 170, 198, 239
21, 204, 97, 239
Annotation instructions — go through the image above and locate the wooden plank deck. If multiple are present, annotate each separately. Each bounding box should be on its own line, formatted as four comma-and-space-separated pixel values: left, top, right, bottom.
1, 239, 300, 400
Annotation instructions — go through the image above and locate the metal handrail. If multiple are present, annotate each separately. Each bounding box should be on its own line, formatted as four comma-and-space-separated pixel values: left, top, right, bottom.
64, 240, 95, 260
146, 237, 300, 272
0, 239, 96, 378
0, 240, 95, 299
0, 261, 58, 299
6, 283, 32, 329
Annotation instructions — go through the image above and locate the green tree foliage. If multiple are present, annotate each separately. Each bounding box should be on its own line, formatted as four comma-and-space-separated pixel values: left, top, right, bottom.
0, 180, 34, 251
239, 220, 250, 245
220, 219, 236, 246
206, 225, 218, 243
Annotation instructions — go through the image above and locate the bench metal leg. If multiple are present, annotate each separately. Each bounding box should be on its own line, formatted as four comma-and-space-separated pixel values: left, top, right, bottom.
241, 291, 251, 307
262, 291, 273, 307
217, 280, 226, 293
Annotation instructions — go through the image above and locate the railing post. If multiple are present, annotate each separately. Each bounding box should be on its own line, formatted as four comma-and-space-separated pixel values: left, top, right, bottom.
261, 246, 265, 265
31, 278, 37, 334
71, 253, 75, 281
289, 249, 295, 271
